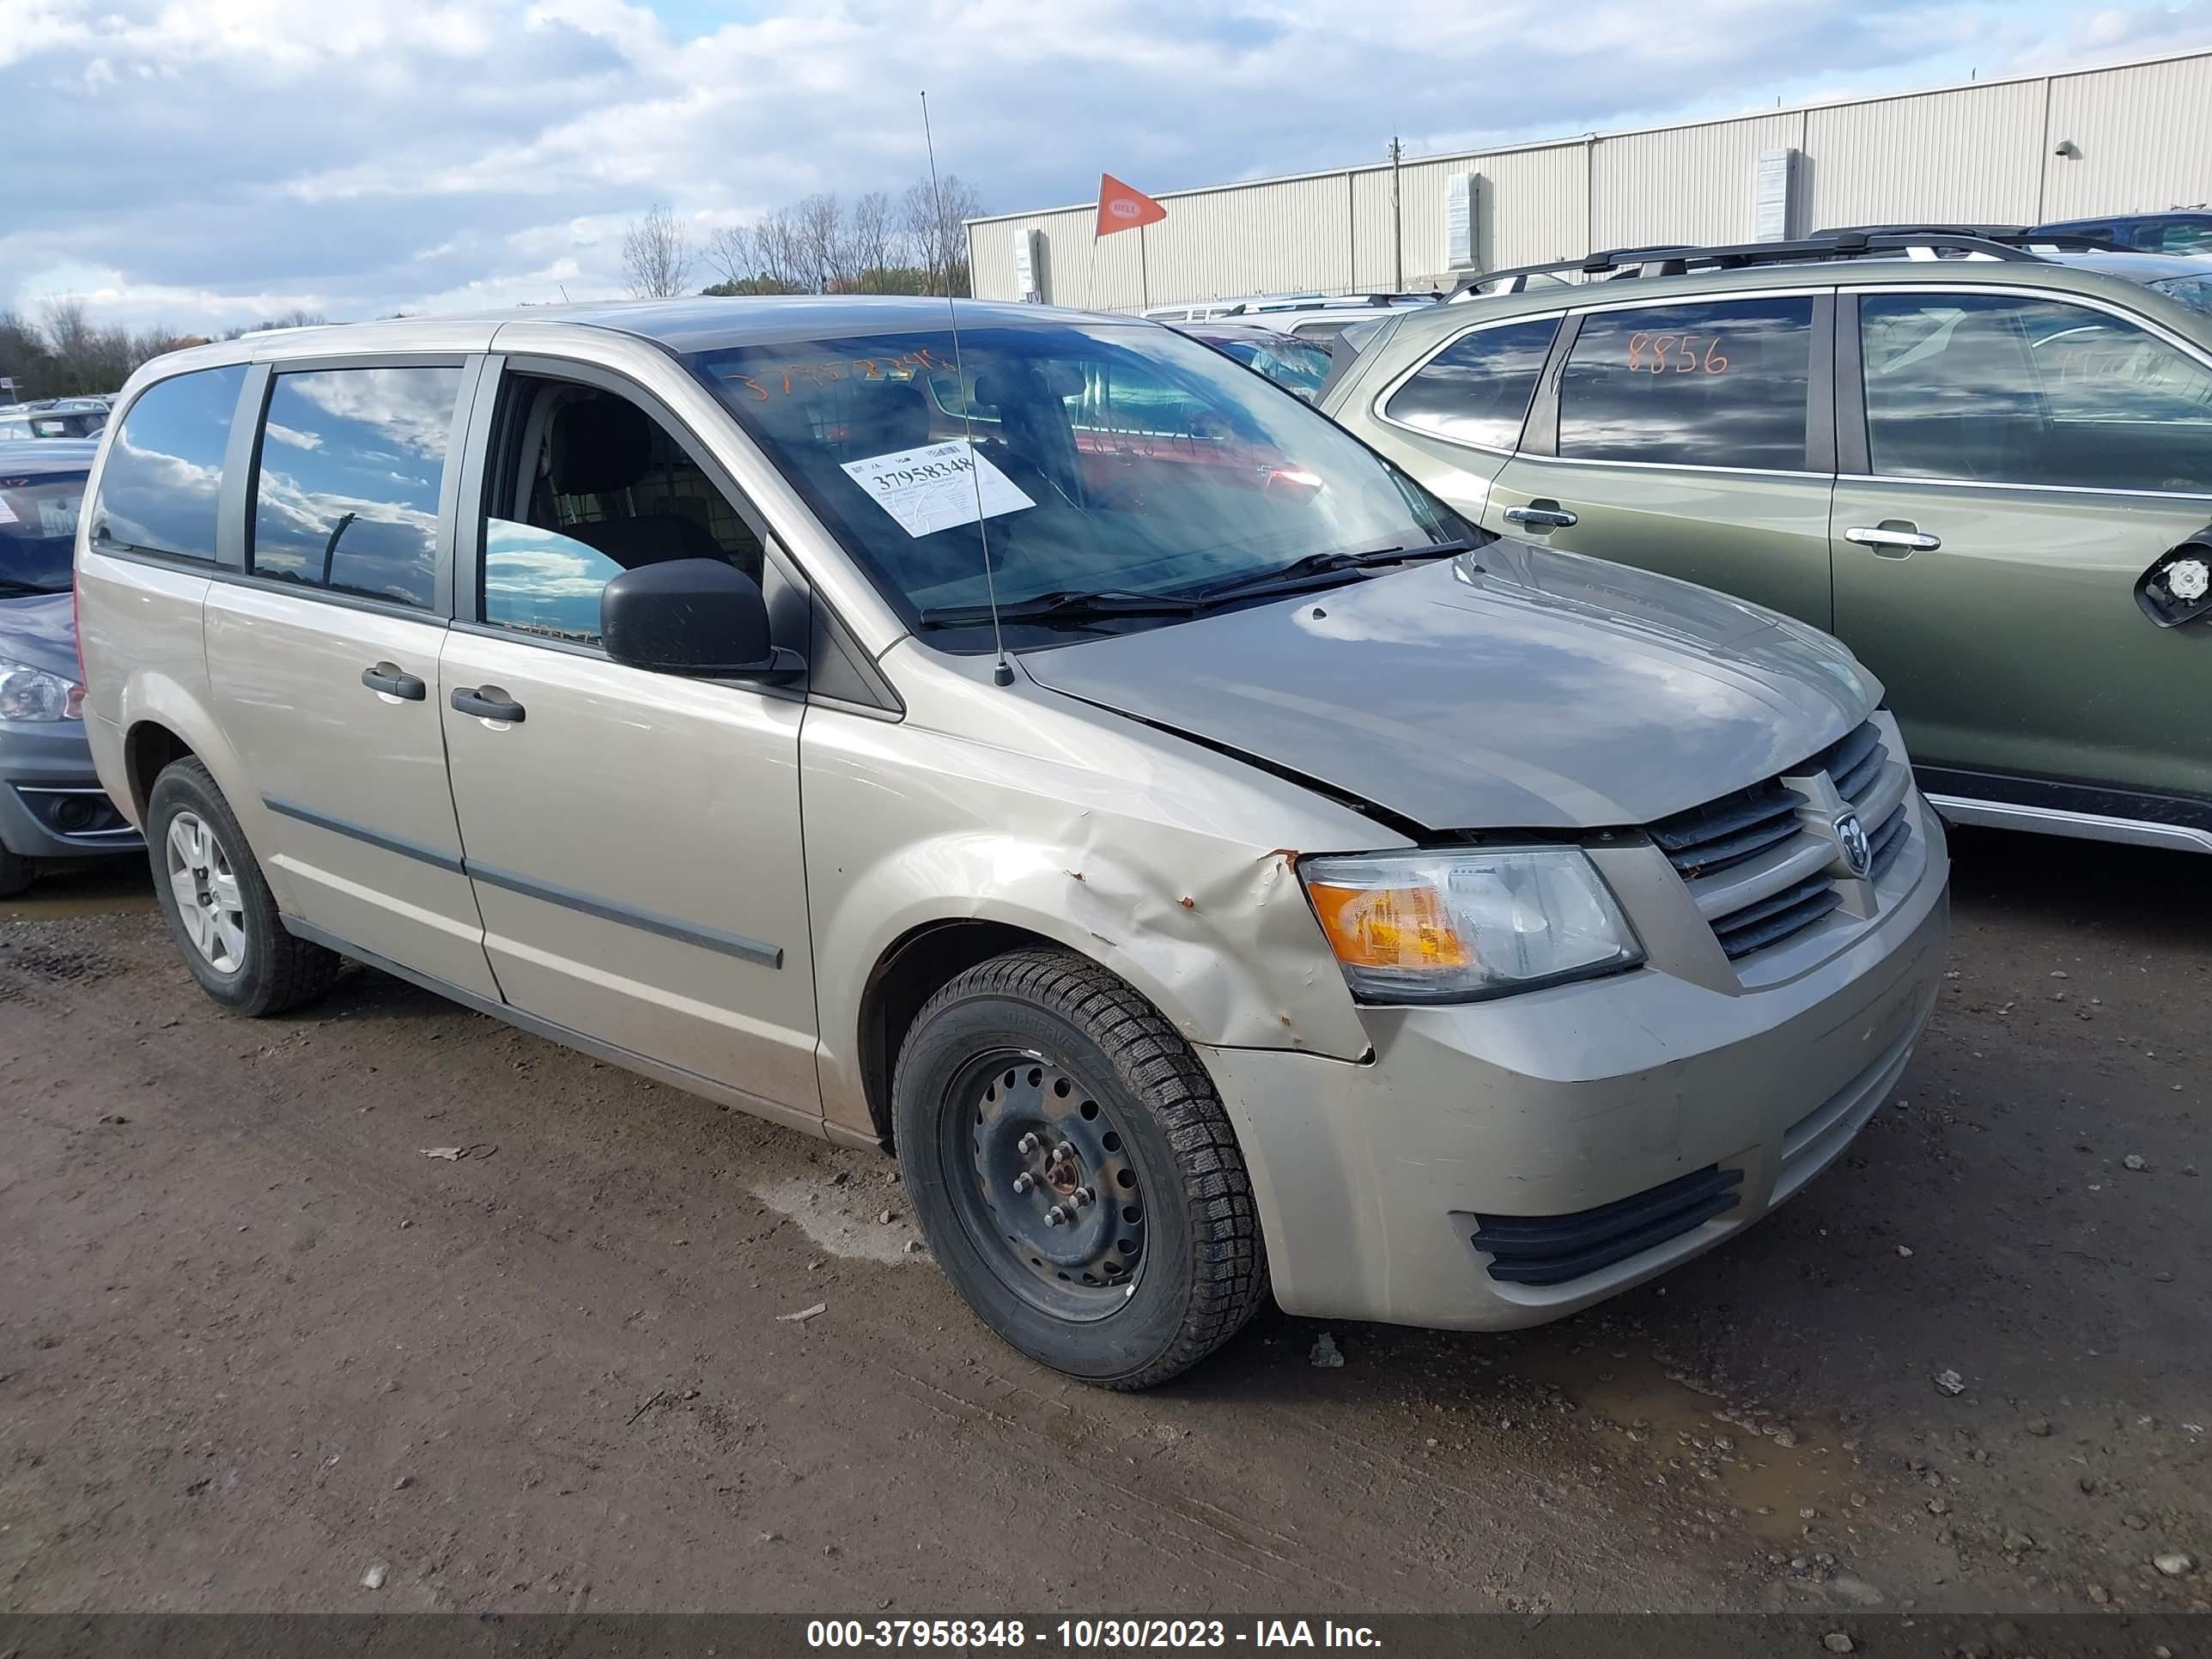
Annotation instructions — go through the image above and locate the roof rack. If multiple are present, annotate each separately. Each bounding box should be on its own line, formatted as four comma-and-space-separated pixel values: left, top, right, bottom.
1224, 291, 1439, 315
1448, 224, 2133, 299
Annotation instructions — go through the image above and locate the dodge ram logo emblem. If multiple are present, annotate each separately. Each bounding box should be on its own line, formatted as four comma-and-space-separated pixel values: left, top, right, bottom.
1834, 811, 1871, 877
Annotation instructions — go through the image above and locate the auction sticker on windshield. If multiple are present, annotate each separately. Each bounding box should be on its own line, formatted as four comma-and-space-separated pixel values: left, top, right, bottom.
841, 441, 1035, 538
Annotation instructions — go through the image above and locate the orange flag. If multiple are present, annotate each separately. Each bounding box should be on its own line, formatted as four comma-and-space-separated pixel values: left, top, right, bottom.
1096, 173, 1167, 237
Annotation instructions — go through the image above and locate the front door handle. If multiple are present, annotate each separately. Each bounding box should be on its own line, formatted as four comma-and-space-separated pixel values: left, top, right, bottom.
450, 685, 526, 724
1844, 524, 1942, 556
1504, 503, 1578, 530
361, 663, 427, 701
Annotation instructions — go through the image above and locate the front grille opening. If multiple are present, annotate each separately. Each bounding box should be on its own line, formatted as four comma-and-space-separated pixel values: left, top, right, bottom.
1470, 1164, 1745, 1286
1867, 803, 1910, 879
1712, 872, 1843, 960
1648, 718, 1911, 968
1815, 720, 1887, 801
1648, 779, 1805, 879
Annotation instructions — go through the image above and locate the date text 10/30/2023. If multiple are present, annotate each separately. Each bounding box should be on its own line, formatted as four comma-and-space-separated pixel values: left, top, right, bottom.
805, 1619, 1383, 1649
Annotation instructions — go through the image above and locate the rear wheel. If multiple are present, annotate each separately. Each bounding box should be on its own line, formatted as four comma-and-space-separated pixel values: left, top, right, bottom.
147, 758, 340, 1016
893, 948, 1268, 1389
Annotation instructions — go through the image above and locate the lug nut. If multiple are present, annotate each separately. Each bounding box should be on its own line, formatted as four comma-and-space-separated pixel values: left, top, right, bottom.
1012, 1172, 1034, 1194
1016, 1133, 1040, 1156
1070, 1187, 1095, 1209
1044, 1206, 1067, 1228
1054, 1142, 1076, 1163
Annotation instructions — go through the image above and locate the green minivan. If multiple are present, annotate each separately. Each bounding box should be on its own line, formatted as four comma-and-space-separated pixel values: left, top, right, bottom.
1324, 229, 2212, 854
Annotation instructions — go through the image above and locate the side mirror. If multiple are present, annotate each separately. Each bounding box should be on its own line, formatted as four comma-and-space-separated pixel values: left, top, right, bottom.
2136, 534, 2212, 629
600, 558, 804, 681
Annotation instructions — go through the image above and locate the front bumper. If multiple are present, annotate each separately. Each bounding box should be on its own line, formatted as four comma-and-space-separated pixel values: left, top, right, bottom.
1200, 795, 1950, 1331
0, 720, 143, 862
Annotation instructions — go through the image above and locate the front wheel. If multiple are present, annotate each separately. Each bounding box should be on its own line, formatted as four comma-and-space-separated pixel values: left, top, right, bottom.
893, 949, 1268, 1389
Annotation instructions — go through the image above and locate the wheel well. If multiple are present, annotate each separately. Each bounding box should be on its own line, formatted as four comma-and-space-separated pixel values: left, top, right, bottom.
124, 721, 196, 821
859, 920, 1060, 1148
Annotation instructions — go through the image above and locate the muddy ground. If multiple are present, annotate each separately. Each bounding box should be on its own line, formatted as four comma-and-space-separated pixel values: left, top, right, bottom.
1, 829, 2205, 1615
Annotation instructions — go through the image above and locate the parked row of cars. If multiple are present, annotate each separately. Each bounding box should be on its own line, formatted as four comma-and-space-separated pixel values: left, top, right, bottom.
0, 396, 111, 442
16, 218, 2196, 1389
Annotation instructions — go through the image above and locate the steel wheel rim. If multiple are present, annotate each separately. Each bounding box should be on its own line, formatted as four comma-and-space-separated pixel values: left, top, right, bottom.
942, 1048, 1149, 1323
164, 811, 248, 975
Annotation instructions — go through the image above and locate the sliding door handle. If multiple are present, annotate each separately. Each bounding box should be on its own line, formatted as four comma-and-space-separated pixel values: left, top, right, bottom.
361, 663, 427, 701
450, 685, 526, 724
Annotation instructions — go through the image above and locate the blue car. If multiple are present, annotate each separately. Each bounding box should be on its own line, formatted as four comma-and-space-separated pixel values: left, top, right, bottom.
2033, 210, 2212, 255
0, 439, 140, 895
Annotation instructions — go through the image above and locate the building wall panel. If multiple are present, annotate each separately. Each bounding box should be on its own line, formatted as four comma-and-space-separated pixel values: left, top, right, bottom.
2039, 56, 2212, 221
968, 50, 2212, 313
1591, 112, 1805, 249
1802, 80, 2045, 228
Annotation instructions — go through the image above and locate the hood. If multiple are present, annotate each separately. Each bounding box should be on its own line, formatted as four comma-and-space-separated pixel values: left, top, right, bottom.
0, 591, 81, 681
1022, 541, 1878, 832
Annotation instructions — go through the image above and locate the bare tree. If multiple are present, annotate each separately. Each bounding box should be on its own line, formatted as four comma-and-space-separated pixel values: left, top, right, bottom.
844, 191, 899, 289
0, 299, 206, 398
900, 173, 985, 296
621, 203, 693, 299
789, 193, 845, 293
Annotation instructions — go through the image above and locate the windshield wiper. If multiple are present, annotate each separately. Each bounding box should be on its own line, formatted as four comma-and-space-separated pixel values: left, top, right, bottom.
919, 589, 1205, 629
1188, 538, 1477, 605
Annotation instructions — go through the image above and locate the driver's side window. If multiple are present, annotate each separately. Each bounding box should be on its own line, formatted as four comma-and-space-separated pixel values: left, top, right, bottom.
479, 374, 767, 647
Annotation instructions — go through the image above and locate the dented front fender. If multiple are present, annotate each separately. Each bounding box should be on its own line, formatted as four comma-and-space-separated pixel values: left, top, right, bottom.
804, 646, 1396, 1138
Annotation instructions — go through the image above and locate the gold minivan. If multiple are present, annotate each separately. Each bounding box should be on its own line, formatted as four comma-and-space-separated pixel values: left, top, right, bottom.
77, 298, 1948, 1388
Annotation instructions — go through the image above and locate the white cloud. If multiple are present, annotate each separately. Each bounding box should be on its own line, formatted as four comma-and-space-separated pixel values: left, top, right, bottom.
2, 0, 2206, 334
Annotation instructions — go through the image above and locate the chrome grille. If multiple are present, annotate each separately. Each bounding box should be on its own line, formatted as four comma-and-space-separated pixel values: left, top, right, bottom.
1649, 719, 1914, 966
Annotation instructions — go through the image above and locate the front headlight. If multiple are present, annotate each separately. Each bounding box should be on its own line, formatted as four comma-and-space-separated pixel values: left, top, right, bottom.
0, 659, 83, 721
1301, 847, 1642, 1003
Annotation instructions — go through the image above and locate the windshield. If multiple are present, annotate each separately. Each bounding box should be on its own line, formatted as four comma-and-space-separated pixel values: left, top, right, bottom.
2148, 272, 2212, 319
689, 321, 1466, 646
1211, 335, 1331, 399
0, 471, 86, 594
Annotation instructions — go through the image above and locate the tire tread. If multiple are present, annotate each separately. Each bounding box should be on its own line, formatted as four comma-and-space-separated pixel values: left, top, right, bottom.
908, 947, 1269, 1389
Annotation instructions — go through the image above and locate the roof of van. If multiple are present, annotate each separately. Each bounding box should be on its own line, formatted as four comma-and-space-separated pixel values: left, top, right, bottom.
270, 295, 1136, 356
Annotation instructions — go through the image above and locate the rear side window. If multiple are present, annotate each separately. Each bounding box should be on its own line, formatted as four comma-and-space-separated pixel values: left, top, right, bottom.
1558, 297, 1815, 471
1858, 292, 2212, 494
1383, 317, 1560, 450
88, 364, 247, 561
251, 366, 464, 610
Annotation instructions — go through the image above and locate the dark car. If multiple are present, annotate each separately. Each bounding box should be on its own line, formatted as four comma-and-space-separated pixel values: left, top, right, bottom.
2033, 211, 2212, 256
1, 439, 140, 894
1172, 322, 1333, 401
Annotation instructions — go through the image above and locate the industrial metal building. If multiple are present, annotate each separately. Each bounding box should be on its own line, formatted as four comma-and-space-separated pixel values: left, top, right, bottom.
967, 47, 2212, 313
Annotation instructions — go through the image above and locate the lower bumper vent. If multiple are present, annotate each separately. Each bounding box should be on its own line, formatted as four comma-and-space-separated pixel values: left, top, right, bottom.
1469, 1164, 1745, 1286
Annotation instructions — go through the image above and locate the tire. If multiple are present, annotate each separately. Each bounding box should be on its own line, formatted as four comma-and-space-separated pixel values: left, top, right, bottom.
146, 757, 341, 1017
893, 948, 1268, 1389
0, 847, 30, 899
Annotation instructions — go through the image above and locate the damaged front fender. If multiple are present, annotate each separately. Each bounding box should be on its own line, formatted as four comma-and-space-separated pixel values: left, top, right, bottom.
803, 659, 1395, 1139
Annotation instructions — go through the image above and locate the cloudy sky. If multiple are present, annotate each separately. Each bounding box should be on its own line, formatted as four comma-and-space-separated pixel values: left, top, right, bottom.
4, 0, 2208, 333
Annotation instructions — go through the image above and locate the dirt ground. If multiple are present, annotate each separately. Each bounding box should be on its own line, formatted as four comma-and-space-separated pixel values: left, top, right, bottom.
2, 828, 2205, 1616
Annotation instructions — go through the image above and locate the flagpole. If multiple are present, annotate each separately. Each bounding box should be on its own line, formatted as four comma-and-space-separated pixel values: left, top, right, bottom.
1139, 223, 1151, 310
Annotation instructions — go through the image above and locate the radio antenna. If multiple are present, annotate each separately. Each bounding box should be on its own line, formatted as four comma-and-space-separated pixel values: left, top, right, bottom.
921, 88, 1015, 688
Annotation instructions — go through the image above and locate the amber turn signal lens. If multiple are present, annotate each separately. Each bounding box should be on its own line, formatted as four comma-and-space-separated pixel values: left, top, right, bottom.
1305, 878, 1474, 971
